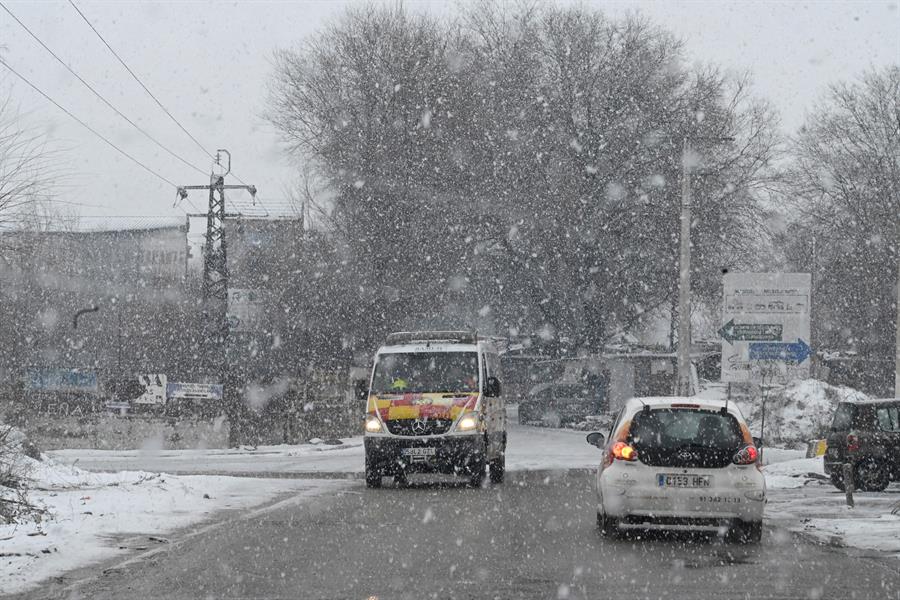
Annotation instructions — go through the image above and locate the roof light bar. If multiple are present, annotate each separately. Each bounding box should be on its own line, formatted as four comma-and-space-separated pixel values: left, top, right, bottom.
385, 331, 477, 345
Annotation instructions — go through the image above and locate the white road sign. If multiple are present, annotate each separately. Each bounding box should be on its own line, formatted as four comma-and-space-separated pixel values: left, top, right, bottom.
226, 288, 265, 332
720, 272, 812, 384
133, 374, 167, 405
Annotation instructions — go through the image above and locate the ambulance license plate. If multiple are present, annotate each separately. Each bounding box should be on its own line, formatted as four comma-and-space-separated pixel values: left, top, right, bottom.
402, 447, 436, 457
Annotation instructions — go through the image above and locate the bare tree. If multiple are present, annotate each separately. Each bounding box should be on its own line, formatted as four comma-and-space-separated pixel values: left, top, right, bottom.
0, 90, 58, 255
266, 2, 781, 351
781, 66, 900, 394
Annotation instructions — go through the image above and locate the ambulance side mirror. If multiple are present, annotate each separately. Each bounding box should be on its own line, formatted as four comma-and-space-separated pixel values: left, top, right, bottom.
354, 379, 369, 402
484, 376, 501, 398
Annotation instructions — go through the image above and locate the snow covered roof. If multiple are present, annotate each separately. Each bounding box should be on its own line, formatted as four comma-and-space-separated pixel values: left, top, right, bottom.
838, 397, 899, 405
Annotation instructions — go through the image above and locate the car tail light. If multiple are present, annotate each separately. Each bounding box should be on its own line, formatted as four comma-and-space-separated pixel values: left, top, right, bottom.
733, 444, 759, 465
847, 433, 859, 452
611, 441, 638, 462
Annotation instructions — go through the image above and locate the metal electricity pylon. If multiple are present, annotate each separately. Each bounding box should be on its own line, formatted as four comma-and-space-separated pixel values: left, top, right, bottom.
177, 150, 256, 308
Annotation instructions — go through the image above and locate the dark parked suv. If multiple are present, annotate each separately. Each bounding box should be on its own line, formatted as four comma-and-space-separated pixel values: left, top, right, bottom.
824, 399, 900, 492
518, 382, 606, 427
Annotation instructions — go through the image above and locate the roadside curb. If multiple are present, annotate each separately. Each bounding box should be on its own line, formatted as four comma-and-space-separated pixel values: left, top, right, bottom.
779, 521, 900, 566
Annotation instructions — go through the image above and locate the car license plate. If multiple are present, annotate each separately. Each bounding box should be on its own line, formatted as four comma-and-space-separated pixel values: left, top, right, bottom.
657, 473, 710, 488
401, 447, 436, 457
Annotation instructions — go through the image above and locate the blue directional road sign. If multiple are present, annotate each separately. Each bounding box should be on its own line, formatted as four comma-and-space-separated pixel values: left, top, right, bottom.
748, 339, 812, 363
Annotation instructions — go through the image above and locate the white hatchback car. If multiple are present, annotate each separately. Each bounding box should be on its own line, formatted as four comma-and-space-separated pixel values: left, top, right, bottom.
586, 397, 765, 542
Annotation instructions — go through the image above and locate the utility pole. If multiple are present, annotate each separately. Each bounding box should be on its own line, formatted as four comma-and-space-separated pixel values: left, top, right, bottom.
179, 150, 257, 345
676, 138, 693, 396
177, 151, 257, 445
675, 135, 735, 397
179, 150, 256, 310
895, 254, 900, 397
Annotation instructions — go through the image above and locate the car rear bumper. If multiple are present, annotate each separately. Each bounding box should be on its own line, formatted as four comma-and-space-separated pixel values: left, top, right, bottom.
599, 463, 765, 523
365, 434, 485, 475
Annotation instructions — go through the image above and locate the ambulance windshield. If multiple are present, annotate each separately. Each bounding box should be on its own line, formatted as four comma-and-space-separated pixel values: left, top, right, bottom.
371, 352, 479, 395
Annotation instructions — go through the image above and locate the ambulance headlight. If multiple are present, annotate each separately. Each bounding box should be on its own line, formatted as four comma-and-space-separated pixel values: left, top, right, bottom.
365, 415, 383, 433
456, 412, 480, 432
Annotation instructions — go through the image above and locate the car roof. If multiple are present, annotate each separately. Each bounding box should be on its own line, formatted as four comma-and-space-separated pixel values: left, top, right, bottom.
623, 396, 746, 420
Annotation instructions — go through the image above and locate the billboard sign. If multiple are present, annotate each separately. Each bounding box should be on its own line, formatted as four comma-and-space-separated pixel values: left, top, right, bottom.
166, 382, 223, 401
226, 288, 265, 332
720, 272, 812, 384
26, 368, 98, 393
133, 374, 168, 405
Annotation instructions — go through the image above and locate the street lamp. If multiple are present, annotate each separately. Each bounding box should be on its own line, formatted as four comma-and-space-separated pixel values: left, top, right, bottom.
72, 305, 99, 330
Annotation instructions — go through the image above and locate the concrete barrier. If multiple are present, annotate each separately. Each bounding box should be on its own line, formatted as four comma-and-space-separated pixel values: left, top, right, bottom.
16, 414, 229, 450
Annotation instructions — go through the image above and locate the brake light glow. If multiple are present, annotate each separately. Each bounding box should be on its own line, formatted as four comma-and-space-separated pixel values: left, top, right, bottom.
670, 403, 701, 409
847, 433, 859, 452
611, 441, 638, 461
733, 444, 759, 465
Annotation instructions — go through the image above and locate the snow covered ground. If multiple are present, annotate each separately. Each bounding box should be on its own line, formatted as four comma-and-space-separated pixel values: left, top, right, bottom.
698, 379, 867, 446
4, 420, 600, 595
1, 457, 353, 595
7, 404, 899, 596
764, 455, 900, 557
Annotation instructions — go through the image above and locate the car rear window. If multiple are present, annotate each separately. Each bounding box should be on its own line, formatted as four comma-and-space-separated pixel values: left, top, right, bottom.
630, 409, 743, 451
627, 408, 745, 469
831, 403, 856, 431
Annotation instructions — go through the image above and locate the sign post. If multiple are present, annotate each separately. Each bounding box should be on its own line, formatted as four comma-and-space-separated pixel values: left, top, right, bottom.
720, 273, 812, 385
721, 273, 812, 452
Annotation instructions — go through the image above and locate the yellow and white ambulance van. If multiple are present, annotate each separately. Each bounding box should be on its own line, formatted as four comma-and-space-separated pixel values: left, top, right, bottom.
361, 331, 506, 488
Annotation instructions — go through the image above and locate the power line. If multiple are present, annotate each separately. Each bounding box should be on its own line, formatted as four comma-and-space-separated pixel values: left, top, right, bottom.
0, 1, 208, 177
0, 56, 179, 188
67, 0, 218, 164
229, 171, 270, 216
64, 2, 264, 218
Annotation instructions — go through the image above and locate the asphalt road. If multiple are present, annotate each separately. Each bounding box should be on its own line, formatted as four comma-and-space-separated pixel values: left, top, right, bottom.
46, 410, 602, 476
18, 470, 900, 600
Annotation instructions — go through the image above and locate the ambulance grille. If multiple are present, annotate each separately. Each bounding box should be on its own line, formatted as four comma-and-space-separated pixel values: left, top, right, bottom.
386, 419, 453, 436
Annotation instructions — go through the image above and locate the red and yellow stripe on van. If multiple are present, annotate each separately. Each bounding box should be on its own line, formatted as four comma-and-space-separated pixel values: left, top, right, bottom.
367, 393, 478, 421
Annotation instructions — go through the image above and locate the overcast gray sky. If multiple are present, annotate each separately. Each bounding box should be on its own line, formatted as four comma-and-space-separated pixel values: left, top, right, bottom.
1, 0, 897, 226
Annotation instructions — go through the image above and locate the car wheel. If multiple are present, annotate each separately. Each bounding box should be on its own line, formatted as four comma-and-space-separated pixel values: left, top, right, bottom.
729, 520, 762, 544
829, 473, 845, 491
489, 453, 505, 484
856, 459, 890, 492
365, 468, 382, 489
364, 451, 382, 489
469, 460, 486, 488
597, 511, 620, 539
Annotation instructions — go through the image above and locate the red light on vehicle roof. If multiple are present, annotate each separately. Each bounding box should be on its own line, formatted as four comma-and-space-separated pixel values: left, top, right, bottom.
669, 403, 701, 409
